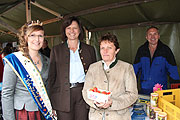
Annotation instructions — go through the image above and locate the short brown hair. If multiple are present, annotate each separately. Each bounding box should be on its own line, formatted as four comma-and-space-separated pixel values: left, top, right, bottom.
99, 33, 120, 50
146, 26, 159, 34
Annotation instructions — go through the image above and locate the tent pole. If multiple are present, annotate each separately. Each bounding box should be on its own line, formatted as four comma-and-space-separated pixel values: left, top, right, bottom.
26, 0, 31, 22
84, 27, 90, 45
43, 18, 62, 25
31, 1, 62, 18
65, 0, 157, 18
0, 19, 18, 34
89, 21, 179, 32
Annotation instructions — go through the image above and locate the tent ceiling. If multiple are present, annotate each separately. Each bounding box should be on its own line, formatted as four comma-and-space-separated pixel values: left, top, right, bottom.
0, 0, 180, 43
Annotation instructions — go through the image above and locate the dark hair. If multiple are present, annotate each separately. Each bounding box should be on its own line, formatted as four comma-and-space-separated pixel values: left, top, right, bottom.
61, 16, 84, 42
6, 43, 13, 47
146, 26, 159, 33
99, 33, 120, 50
2, 46, 12, 56
44, 39, 48, 44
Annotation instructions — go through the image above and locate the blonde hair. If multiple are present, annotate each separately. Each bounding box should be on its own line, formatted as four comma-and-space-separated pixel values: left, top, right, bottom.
17, 21, 44, 58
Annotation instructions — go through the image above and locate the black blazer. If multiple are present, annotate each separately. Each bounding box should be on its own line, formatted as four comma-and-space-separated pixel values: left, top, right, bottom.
48, 42, 96, 112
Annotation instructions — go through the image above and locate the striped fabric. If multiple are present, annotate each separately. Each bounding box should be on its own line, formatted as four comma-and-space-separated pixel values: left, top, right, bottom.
15, 109, 41, 120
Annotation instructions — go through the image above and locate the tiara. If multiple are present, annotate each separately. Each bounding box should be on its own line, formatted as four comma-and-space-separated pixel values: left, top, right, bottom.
27, 20, 43, 27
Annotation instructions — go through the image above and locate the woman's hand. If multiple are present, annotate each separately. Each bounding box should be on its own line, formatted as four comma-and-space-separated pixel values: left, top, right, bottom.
94, 98, 112, 109
51, 110, 57, 120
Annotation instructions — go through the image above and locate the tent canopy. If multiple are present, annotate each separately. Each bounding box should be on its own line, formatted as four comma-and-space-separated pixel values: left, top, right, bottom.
0, 0, 180, 43
1, 0, 180, 79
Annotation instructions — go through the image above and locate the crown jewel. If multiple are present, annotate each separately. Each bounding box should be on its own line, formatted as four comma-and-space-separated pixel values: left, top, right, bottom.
27, 20, 43, 27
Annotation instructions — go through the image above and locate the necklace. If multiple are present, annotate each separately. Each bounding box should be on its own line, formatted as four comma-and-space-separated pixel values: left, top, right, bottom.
34, 60, 40, 65
29, 54, 40, 66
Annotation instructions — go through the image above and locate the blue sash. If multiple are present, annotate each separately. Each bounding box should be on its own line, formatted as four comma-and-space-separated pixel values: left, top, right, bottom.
4, 52, 56, 120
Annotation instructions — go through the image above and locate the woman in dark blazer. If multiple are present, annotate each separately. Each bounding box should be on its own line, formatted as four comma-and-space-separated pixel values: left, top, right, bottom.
48, 16, 96, 120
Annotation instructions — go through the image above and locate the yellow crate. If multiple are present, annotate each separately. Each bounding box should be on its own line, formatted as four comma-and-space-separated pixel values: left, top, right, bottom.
155, 89, 180, 120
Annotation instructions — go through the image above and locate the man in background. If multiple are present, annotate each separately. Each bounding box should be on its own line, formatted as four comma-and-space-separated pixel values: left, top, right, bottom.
133, 26, 180, 95
0, 46, 13, 82
40, 39, 51, 58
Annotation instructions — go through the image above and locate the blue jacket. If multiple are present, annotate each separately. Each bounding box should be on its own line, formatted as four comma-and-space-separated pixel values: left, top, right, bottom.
133, 40, 179, 95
